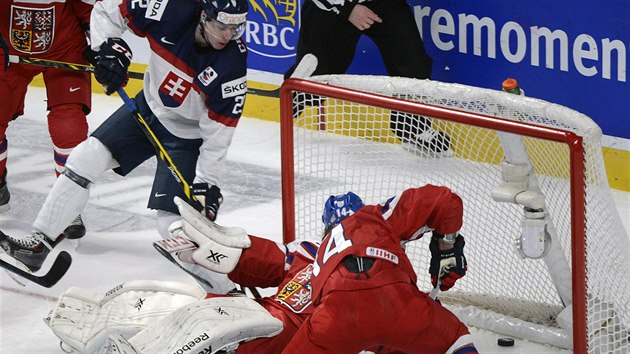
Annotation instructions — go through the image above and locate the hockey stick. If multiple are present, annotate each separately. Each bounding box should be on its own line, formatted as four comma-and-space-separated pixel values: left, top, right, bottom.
0, 251, 72, 288
9, 54, 283, 97
8, 55, 145, 80
153, 238, 218, 289
116, 88, 202, 209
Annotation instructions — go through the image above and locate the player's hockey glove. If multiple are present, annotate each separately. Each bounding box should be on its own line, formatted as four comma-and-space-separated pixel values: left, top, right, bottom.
94, 38, 132, 95
190, 183, 223, 221
429, 233, 467, 291
0, 34, 8, 72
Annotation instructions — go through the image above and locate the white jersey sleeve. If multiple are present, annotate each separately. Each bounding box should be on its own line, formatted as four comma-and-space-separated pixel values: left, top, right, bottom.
90, 0, 128, 50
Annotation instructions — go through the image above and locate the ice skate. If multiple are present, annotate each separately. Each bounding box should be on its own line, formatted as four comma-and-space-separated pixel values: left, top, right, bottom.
402, 128, 453, 158
63, 215, 86, 239
0, 230, 60, 272
0, 170, 10, 213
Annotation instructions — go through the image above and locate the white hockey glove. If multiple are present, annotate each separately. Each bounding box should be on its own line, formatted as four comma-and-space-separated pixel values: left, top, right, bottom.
45, 280, 205, 353
172, 196, 251, 274
121, 296, 283, 354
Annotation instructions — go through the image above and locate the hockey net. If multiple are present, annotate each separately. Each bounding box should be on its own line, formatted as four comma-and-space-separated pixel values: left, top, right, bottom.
279, 75, 630, 353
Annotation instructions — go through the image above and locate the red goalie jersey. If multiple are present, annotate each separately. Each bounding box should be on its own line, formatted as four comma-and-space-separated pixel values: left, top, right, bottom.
225, 236, 319, 353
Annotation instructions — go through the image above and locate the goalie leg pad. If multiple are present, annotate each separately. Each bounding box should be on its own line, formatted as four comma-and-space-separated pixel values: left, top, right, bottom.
97, 333, 140, 354
128, 296, 283, 354
46, 280, 205, 353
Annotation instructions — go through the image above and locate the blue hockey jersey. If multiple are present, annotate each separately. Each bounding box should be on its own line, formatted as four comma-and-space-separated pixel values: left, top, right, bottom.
91, 0, 247, 185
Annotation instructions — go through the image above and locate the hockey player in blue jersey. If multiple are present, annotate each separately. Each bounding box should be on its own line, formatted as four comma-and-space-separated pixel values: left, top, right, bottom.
0, 0, 248, 293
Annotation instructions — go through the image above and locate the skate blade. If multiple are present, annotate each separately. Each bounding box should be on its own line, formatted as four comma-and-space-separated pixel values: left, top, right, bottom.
0, 251, 31, 287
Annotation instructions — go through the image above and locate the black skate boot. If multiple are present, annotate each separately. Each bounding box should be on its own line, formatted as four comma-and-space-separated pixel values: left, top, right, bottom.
63, 215, 86, 239
0, 231, 60, 272
390, 112, 452, 156
414, 128, 452, 154
0, 169, 10, 213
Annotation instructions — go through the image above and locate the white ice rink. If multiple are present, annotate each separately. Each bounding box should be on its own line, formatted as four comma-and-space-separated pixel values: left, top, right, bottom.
1, 87, 628, 353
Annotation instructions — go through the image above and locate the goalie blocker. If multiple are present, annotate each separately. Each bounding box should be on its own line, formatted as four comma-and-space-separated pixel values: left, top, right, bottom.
46, 280, 282, 354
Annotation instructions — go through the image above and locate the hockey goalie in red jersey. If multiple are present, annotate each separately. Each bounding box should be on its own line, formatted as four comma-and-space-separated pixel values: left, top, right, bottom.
282, 185, 478, 354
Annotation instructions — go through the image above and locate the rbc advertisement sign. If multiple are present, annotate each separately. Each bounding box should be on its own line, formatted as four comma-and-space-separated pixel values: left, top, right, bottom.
244, 0, 630, 140
245, 0, 299, 72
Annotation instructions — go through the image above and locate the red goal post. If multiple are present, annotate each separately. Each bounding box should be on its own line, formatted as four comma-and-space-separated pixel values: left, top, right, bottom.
279, 75, 629, 353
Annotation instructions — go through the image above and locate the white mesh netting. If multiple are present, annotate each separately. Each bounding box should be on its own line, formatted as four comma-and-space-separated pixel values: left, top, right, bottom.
281, 75, 629, 353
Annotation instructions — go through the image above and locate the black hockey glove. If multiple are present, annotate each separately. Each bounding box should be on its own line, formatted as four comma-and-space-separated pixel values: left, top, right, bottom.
94, 38, 132, 95
429, 233, 467, 291
84, 46, 99, 67
190, 183, 223, 221
0, 34, 8, 72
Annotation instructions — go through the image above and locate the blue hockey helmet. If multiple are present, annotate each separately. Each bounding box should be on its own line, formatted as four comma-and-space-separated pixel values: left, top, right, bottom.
199, 0, 248, 39
200, 0, 248, 21
322, 192, 364, 234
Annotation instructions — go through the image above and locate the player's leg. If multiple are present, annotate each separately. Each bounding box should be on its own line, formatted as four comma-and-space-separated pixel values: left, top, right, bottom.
43, 66, 91, 239
283, 2, 360, 118
0, 95, 149, 271
367, 0, 432, 80
367, 0, 451, 154
0, 135, 117, 271
146, 119, 236, 294
383, 282, 477, 354
0, 64, 41, 212
282, 289, 375, 354
284, 1, 360, 78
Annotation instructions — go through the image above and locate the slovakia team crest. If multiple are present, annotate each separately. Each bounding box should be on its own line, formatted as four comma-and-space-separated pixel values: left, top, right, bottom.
275, 264, 313, 313
10, 5, 55, 54
159, 72, 193, 107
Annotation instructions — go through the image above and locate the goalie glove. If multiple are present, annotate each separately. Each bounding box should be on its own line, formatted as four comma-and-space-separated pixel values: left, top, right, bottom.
429, 233, 467, 291
172, 196, 251, 274
94, 37, 132, 95
191, 183, 223, 221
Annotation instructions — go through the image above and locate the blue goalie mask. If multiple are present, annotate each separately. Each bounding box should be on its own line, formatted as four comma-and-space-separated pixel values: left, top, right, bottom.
322, 192, 364, 234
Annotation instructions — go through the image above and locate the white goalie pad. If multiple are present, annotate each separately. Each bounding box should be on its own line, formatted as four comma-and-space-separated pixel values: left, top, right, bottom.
97, 333, 139, 354
45, 280, 206, 353
123, 296, 283, 354
174, 196, 251, 249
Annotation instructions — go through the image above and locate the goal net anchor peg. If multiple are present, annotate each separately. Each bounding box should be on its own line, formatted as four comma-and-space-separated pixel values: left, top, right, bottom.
491, 162, 550, 259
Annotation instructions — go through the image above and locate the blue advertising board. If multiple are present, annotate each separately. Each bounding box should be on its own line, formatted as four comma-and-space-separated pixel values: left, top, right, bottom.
244, 0, 630, 140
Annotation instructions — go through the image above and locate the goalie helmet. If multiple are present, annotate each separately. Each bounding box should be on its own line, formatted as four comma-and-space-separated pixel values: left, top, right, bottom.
322, 192, 364, 234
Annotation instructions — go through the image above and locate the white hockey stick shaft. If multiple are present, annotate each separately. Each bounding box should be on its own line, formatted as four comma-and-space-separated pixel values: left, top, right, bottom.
291, 53, 318, 79
429, 278, 441, 300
